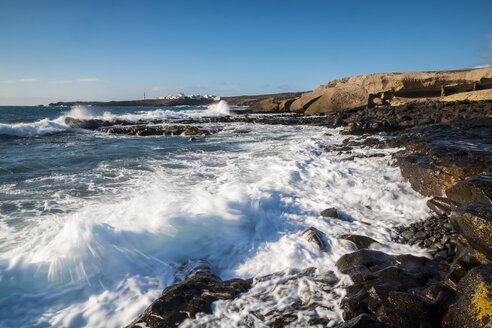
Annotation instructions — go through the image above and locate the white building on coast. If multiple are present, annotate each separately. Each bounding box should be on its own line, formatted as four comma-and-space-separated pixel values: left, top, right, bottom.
156, 93, 220, 101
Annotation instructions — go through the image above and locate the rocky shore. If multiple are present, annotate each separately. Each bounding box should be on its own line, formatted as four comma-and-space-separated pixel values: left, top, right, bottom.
119, 101, 489, 327
62, 68, 492, 327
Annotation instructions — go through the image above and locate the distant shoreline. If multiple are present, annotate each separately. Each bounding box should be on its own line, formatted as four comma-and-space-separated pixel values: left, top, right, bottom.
48, 92, 304, 107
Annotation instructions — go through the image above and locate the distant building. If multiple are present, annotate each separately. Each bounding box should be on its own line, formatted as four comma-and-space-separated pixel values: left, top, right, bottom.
155, 93, 220, 101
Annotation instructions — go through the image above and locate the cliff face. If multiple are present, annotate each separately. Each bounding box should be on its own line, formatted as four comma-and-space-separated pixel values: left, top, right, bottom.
250, 67, 492, 114
320, 67, 492, 97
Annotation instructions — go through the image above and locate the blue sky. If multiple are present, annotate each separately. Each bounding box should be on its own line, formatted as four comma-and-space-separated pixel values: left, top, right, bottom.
1, 0, 491, 105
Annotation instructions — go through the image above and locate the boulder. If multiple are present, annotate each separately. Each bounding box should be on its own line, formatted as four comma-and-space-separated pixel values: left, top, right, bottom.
336, 250, 398, 274
336, 249, 447, 326
450, 204, 492, 259
289, 83, 368, 113
334, 314, 396, 328
301, 227, 326, 250
341, 234, 380, 249
127, 261, 250, 328
446, 174, 492, 205
64, 117, 109, 130
303, 83, 369, 115
320, 207, 340, 219
278, 98, 297, 111
444, 264, 492, 328
248, 97, 279, 113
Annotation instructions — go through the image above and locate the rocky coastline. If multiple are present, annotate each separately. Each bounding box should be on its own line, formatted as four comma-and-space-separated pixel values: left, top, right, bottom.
61, 68, 492, 327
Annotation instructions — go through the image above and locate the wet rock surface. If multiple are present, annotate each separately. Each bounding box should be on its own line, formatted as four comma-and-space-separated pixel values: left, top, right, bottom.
127, 261, 251, 328
320, 207, 340, 219
301, 226, 326, 250
329, 99, 491, 327
101, 125, 220, 136
341, 234, 380, 250
124, 99, 491, 327
335, 249, 450, 328
334, 313, 396, 328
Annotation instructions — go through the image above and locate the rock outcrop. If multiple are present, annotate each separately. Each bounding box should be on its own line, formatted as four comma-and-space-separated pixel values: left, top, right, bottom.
446, 175, 492, 205
450, 204, 492, 260
324, 68, 492, 97
127, 261, 250, 328
282, 67, 492, 114
335, 249, 449, 327
444, 264, 492, 328
248, 97, 279, 112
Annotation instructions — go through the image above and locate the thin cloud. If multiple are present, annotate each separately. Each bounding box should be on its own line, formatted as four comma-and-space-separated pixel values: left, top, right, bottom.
20, 78, 39, 83
486, 33, 492, 48
78, 78, 99, 82
55, 80, 73, 84
278, 84, 291, 91
472, 64, 492, 68
472, 34, 492, 68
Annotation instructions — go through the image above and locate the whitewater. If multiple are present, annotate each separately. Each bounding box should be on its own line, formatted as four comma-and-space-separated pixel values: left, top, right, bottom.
0, 104, 430, 327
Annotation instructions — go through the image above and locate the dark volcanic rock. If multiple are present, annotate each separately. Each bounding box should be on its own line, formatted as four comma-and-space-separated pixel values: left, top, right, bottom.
450, 203, 492, 259
65, 117, 110, 130
394, 216, 458, 263
336, 250, 398, 275
446, 174, 492, 205
393, 120, 492, 197
334, 313, 396, 328
103, 125, 220, 137
444, 264, 492, 328
338, 100, 492, 135
336, 249, 448, 327
340, 234, 379, 249
127, 261, 250, 328
301, 227, 326, 250
320, 207, 340, 219
426, 197, 459, 216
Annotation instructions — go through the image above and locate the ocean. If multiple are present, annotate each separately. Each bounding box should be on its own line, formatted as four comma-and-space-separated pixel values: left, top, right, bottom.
0, 103, 430, 327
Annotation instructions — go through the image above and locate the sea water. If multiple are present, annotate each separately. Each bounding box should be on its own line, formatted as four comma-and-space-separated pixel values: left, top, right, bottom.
0, 103, 430, 327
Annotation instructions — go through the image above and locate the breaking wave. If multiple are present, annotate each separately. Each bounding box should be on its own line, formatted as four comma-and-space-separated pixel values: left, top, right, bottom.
0, 103, 234, 137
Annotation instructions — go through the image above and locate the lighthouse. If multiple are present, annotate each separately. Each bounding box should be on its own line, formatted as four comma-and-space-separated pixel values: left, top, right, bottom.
144, 92, 146, 100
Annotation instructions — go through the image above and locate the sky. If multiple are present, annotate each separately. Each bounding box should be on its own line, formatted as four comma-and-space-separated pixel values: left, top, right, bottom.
0, 0, 491, 105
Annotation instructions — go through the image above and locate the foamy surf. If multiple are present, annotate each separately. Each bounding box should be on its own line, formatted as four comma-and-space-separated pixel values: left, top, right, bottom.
0, 106, 93, 137
0, 103, 233, 137
0, 106, 430, 327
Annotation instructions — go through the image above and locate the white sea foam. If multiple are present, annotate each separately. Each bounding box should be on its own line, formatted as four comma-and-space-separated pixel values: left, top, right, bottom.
0, 106, 93, 137
0, 118, 72, 137
0, 103, 232, 137
201, 100, 231, 116
0, 123, 430, 327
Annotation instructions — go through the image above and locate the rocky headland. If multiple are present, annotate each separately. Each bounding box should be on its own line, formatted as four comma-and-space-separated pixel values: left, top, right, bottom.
62, 68, 492, 327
